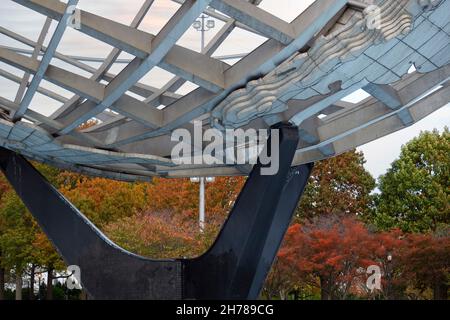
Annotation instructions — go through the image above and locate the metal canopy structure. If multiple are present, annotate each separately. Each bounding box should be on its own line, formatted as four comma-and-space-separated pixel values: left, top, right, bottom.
0, 0, 449, 181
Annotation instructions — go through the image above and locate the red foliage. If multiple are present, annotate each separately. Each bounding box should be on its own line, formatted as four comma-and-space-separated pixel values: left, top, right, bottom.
278, 215, 376, 299
275, 215, 449, 300
400, 233, 450, 299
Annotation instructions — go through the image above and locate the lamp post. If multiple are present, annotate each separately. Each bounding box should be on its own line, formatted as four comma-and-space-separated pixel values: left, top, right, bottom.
190, 176, 215, 231
192, 13, 215, 52
191, 14, 215, 232
386, 253, 393, 298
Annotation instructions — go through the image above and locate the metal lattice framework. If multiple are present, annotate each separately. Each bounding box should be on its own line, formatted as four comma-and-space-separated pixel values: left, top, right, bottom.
0, 0, 449, 181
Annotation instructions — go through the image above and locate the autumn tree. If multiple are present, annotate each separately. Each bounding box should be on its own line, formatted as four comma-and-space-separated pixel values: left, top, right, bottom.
104, 211, 211, 259
0, 163, 64, 300
0, 190, 36, 300
263, 151, 375, 299
0, 173, 7, 299
31, 231, 66, 300
58, 173, 149, 227
371, 128, 449, 233
146, 176, 245, 223
105, 176, 246, 258
295, 150, 375, 221
363, 228, 406, 299
400, 233, 450, 300
277, 215, 378, 300
263, 259, 319, 300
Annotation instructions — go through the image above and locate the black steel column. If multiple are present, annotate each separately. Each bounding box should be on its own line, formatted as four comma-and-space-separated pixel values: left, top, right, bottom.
0, 123, 312, 300
183, 124, 312, 299
0, 148, 182, 300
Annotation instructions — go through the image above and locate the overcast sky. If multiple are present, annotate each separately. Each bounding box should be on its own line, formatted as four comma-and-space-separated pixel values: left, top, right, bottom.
0, 0, 448, 180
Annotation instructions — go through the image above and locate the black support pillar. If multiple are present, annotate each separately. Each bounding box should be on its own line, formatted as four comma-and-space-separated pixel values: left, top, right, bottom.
0, 123, 313, 299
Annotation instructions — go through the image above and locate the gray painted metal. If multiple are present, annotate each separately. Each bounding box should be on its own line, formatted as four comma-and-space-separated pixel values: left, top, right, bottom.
0, 0, 449, 180
12, 0, 79, 120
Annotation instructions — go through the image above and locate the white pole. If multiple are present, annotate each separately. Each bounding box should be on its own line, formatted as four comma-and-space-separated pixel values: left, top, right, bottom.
199, 177, 205, 232
200, 16, 205, 52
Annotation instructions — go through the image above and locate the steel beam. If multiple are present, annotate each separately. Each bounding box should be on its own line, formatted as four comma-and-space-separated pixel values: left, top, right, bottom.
12, 0, 78, 120
184, 125, 311, 298
209, 0, 295, 44
0, 47, 163, 129
13, 18, 52, 109
48, 0, 155, 122
0, 68, 68, 103
12, 0, 228, 92
0, 27, 182, 110
9, 0, 347, 146
0, 96, 105, 147
362, 83, 415, 126
58, 0, 213, 134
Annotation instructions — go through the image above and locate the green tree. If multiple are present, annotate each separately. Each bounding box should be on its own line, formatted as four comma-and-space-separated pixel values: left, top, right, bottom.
0, 190, 35, 300
0, 163, 64, 300
295, 150, 375, 221
0, 173, 8, 299
371, 128, 449, 233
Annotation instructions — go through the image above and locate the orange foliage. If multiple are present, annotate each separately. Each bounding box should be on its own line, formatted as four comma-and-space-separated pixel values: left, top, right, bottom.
77, 119, 98, 131
146, 176, 246, 223
58, 173, 148, 227
0, 174, 8, 199
102, 176, 246, 258
104, 211, 215, 259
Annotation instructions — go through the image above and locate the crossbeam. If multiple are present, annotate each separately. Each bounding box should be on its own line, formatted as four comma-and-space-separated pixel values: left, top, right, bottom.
209, 0, 295, 44
12, 0, 78, 120
58, 0, 213, 134
12, 0, 228, 92
362, 83, 414, 125
83, 0, 348, 147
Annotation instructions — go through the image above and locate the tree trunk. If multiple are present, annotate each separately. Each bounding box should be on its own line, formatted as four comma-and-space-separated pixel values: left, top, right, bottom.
46, 268, 53, 300
29, 264, 35, 300
0, 267, 5, 300
80, 289, 88, 300
15, 272, 22, 300
320, 276, 330, 300
433, 282, 448, 300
